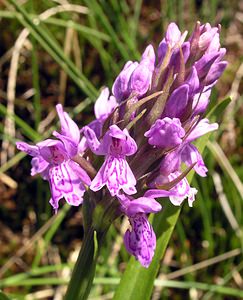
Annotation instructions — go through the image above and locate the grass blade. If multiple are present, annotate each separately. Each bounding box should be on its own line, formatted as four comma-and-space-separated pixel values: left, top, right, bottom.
7, 0, 97, 99
113, 132, 220, 300
83, 0, 130, 61
0, 103, 41, 141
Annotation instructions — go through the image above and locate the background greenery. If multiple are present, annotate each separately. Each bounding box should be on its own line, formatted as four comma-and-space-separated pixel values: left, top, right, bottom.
0, 0, 242, 299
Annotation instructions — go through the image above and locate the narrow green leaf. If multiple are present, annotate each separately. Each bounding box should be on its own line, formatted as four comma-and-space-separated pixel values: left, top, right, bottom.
0, 152, 26, 173
154, 279, 243, 298
0, 277, 68, 287
43, 18, 111, 42
64, 227, 96, 300
130, 0, 143, 44
0, 11, 110, 41
2, 275, 243, 298
32, 204, 70, 268
113, 112, 224, 300
83, 0, 130, 60
0, 103, 41, 141
207, 97, 231, 120
0, 264, 71, 287
94, 277, 243, 298
31, 34, 41, 129
7, 0, 97, 99
0, 291, 11, 300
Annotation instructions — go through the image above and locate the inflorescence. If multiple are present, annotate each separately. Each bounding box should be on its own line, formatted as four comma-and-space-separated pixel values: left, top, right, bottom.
17, 22, 227, 267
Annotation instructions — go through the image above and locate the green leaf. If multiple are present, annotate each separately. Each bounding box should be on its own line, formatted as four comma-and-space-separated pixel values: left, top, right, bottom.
64, 227, 96, 300
207, 97, 231, 120
7, 0, 97, 99
32, 204, 70, 268
113, 100, 230, 300
93, 277, 243, 298
83, 0, 129, 60
0, 103, 41, 142
0, 292, 11, 300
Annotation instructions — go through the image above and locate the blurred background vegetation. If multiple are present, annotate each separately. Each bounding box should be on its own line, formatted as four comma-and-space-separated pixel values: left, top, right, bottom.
0, 0, 242, 299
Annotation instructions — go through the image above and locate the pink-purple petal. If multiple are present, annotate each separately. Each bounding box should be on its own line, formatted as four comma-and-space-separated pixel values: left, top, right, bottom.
181, 143, 208, 177
145, 117, 185, 149
127, 197, 162, 215
56, 104, 80, 145
124, 214, 156, 268
164, 84, 189, 118
16, 141, 39, 156
49, 160, 86, 211
186, 118, 218, 142
94, 87, 118, 121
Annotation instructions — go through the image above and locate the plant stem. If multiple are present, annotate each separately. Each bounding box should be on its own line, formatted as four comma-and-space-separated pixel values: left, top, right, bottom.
64, 227, 95, 300
64, 226, 109, 300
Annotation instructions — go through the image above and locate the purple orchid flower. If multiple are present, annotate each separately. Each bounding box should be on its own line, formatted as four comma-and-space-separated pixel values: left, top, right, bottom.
145, 118, 217, 208
145, 117, 185, 149
190, 22, 221, 54
15, 21, 227, 271
163, 84, 190, 119
128, 45, 155, 97
192, 88, 211, 115
117, 193, 162, 268
147, 171, 197, 207
94, 87, 118, 122
124, 214, 156, 268
112, 45, 155, 102
169, 173, 198, 208
79, 88, 118, 153
157, 22, 188, 64
198, 23, 219, 52
90, 87, 118, 137
185, 118, 219, 142
16, 141, 49, 179
53, 104, 81, 157
112, 61, 139, 102
83, 125, 137, 196
159, 118, 218, 177
16, 105, 92, 212
185, 66, 200, 95
16, 139, 91, 212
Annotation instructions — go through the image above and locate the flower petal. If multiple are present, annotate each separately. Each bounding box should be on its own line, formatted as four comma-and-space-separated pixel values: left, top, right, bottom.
82, 126, 105, 155
94, 87, 118, 121
90, 156, 137, 196
31, 156, 49, 178
124, 214, 156, 268
112, 61, 139, 101
181, 143, 208, 177
144, 189, 175, 199
127, 197, 162, 215
53, 131, 78, 158
164, 84, 189, 118
186, 118, 218, 142
145, 117, 185, 149
37, 139, 67, 163
16, 141, 39, 156
49, 160, 85, 211
56, 104, 80, 144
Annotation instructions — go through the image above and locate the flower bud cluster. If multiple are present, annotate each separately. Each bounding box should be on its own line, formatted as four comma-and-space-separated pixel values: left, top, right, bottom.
17, 22, 227, 267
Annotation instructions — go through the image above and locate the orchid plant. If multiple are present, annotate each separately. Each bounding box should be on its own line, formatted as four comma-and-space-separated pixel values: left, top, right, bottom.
17, 22, 227, 300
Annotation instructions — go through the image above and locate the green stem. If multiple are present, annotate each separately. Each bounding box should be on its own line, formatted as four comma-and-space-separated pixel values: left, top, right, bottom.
64, 225, 109, 300
64, 189, 115, 300
64, 227, 96, 300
